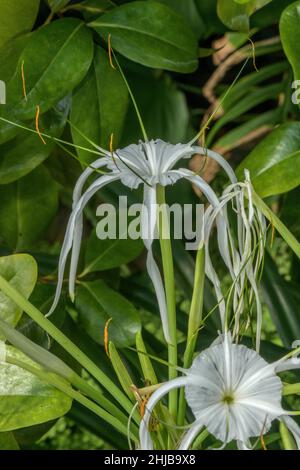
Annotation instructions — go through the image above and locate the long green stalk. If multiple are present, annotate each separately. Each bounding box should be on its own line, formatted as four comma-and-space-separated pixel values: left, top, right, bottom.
156, 185, 178, 424
0, 275, 135, 420
178, 244, 205, 426
6, 354, 138, 442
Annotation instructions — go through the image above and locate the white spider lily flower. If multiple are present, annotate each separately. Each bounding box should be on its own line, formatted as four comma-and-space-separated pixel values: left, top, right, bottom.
203, 171, 267, 351
139, 333, 300, 450
47, 139, 263, 344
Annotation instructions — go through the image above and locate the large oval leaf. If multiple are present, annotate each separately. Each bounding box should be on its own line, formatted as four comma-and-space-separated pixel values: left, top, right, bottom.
0, 166, 58, 250
0, 0, 39, 48
70, 46, 129, 163
0, 98, 70, 183
89, 1, 198, 73
237, 123, 300, 197
4, 18, 93, 120
82, 228, 143, 275
75, 280, 141, 348
280, 1, 300, 81
0, 346, 71, 432
154, 0, 205, 38
0, 254, 37, 327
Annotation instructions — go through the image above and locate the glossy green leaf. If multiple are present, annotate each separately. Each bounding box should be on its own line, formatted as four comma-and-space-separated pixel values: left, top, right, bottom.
217, 0, 251, 31
0, 166, 58, 251
0, 254, 37, 327
4, 19, 93, 120
0, 0, 39, 48
0, 34, 31, 84
153, 0, 205, 38
48, 0, 70, 12
0, 346, 72, 432
237, 123, 300, 197
89, 1, 198, 73
75, 280, 141, 348
70, 46, 129, 163
218, 0, 272, 30
0, 98, 70, 183
261, 252, 300, 347
280, 1, 300, 81
82, 228, 143, 275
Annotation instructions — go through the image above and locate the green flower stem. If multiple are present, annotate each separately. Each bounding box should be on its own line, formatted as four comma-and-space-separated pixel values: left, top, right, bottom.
178, 244, 205, 426
6, 354, 138, 442
280, 422, 297, 450
192, 428, 210, 450
283, 382, 300, 396
156, 185, 178, 424
0, 275, 135, 422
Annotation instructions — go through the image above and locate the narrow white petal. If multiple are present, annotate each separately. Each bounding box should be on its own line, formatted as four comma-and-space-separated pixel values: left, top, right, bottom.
47, 174, 120, 316
178, 419, 204, 450
139, 377, 189, 450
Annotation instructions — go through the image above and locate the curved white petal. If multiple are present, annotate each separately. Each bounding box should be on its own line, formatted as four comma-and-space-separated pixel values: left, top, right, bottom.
178, 419, 204, 450
47, 174, 120, 316
192, 146, 237, 184
139, 377, 189, 450
141, 184, 170, 342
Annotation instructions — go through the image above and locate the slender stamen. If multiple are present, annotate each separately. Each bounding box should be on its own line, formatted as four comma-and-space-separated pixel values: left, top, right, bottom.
35, 106, 46, 145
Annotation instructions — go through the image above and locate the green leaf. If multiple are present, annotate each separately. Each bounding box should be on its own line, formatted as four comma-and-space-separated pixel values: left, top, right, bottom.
280, 0, 300, 81
82, 228, 143, 275
0, 346, 71, 432
0, 254, 37, 327
75, 280, 141, 348
217, 0, 251, 31
207, 83, 283, 146
195, 0, 225, 37
77, 0, 116, 21
108, 342, 134, 400
261, 252, 300, 347
153, 0, 205, 38
89, 1, 198, 73
48, 0, 70, 12
281, 187, 300, 240
4, 18, 93, 120
237, 123, 300, 197
0, 98, 70, 183
0, 0, 40, 48
0, 34, 31, 84
70, 46, 129, 163
0, 166, 58, 251
122, 72, 189, 145
0, 432, 19, 450
218, 0, 272, 30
